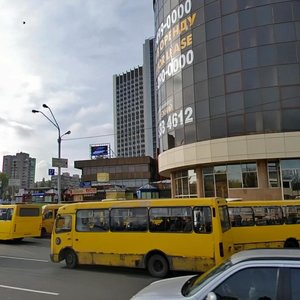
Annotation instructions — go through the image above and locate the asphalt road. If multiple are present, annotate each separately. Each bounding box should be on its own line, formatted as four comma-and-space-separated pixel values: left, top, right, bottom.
0, 238, 156, 300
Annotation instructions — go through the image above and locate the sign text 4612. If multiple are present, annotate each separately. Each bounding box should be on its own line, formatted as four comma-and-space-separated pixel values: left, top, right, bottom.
158, 107, 193, 137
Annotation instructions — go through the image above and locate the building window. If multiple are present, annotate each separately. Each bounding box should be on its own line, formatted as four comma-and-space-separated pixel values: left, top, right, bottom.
281, 159, 300, 199
174, 170, 197, 198
242, 163, 258, 188
268, 161, 281, 188
203, 163, 258, 197
203, 165, 228, 198
203, 174, 215, 197
227, 165, 242, 188
227, 163, 258, 188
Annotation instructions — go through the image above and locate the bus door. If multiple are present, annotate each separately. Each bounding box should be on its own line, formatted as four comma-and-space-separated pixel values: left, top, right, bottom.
54, 214, 73, 249
217, 205, 233, 261
193, 206, 215, 261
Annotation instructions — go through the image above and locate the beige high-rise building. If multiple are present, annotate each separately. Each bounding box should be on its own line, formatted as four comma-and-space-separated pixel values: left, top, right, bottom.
2, 152, 36, 189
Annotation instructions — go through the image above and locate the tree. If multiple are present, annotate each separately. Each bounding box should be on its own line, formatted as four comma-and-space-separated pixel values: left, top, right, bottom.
0, 173, 9, 199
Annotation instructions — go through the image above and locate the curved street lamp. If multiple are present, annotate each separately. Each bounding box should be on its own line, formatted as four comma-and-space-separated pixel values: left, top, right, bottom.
32, 104, 71, 203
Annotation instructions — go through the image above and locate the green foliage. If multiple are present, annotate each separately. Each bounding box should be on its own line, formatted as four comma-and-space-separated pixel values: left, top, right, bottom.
0, 173, 9, 198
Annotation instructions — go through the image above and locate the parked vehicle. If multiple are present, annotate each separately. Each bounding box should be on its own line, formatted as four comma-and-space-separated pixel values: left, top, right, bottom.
130, 248, 300, 299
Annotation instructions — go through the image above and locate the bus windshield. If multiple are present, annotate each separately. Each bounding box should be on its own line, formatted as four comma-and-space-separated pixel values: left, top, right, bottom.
55, 215, 72, 233
0, 208, 13, 220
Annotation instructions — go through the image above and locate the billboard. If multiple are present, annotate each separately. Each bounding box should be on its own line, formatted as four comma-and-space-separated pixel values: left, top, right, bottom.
90, 144, 110, 159
8, 179, 21, 187
97, 172, 109, 182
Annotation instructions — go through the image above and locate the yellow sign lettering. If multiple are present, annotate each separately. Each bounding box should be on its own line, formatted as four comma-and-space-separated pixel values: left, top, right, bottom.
180, 34, 193, 49
187, 13, 196, 27
180, 19, 188, 33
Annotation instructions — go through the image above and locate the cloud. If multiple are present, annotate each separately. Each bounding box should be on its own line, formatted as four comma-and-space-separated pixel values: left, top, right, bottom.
0, 0, 154, 181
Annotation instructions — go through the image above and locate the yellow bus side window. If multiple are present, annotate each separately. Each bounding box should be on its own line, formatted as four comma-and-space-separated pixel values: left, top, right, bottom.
253, 206, 284, 226
149, 207, 193, 233
76, 209, 109, 232
194, 207, 212, 233
0, 208, 13, 221
285, 206, 300, 224
19, 207, 40, 217
228, 207, 254, 227
110, 208, 148, 232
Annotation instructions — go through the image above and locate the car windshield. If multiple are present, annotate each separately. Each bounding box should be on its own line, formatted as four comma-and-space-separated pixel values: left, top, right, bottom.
182, 259, 233, 297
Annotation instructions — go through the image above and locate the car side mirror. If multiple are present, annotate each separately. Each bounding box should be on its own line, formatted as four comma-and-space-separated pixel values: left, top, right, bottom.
206, 292, 217, 300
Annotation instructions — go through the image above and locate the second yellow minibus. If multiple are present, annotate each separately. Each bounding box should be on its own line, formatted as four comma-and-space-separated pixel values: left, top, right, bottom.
228, 200, 300, 251
51, 198, 233, 277
41, 204, 64, 237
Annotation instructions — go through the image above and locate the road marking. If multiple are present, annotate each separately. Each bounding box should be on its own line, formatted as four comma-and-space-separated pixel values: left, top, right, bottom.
0, 255, 48, 263
0, 284, 59, 295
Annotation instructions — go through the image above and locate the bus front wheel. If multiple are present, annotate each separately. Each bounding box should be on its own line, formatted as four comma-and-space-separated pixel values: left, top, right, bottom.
41, 228, 47, 238
65, 249, 78, 269
147, 254, 169, 278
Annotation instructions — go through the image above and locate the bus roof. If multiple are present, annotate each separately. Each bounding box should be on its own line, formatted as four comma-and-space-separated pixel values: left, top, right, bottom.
57, 198, 227, 213
0, 203, 42, 208
42, 203, 65, 209
227, 199, 300, 206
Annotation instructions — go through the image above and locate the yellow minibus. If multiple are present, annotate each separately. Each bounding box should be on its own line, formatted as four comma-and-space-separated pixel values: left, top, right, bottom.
51, 198, 233, 277
228, 200, 300, 251
41, 204, 64, 237
0, 203, 42, 240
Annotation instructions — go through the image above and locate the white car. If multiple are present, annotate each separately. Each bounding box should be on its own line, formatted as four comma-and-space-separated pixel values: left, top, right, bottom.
131, 248, 300, 299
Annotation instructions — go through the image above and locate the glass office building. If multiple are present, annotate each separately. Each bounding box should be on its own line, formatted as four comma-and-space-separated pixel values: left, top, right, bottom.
153, 0, 300, 199
113, 39, 157, 159
113, 66, 145, 158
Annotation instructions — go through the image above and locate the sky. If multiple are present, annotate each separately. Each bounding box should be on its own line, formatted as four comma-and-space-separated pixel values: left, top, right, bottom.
0, 0, 155, 181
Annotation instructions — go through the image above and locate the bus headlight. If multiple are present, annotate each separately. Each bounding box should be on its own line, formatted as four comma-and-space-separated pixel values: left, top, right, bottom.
55, 237, 61, 245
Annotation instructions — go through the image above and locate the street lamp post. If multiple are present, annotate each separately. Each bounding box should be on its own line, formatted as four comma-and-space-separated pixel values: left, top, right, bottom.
32, 104, 71, 203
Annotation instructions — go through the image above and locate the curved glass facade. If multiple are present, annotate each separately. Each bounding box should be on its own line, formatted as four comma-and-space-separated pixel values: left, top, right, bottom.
154, 0, 300, 152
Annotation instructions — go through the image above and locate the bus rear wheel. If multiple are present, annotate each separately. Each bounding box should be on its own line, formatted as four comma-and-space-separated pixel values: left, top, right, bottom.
284, 238, 299, 248
65, 249, 78, 269
147, 254, 169, 278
